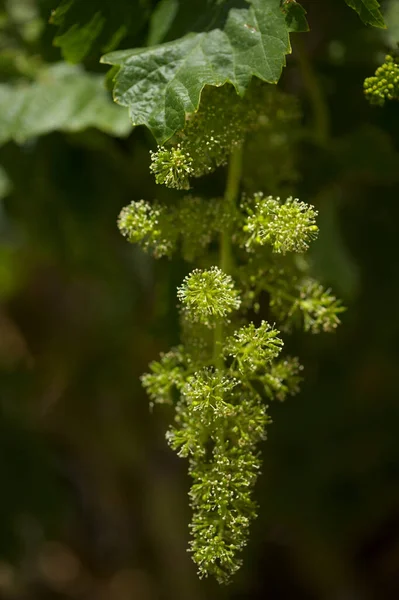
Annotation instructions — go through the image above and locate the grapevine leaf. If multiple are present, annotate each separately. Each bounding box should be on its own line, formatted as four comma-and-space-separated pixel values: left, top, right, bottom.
0, 63, 132, 145
101, 0, 293, 144
50, 0, 151, 63
282, 0, 309, 33
344, 0, 386, 28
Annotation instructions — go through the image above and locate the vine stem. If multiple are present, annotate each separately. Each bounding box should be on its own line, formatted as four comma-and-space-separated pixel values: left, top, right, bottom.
214, 144, 243, 368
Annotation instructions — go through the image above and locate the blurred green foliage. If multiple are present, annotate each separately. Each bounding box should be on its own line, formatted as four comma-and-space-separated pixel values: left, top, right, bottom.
0, 0, 399, 599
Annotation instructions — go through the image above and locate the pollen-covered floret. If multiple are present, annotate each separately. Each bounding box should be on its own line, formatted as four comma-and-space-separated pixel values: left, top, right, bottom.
297, 279, 345, 333
177, 266, 241, 327
117, 200, 176, 257
260, 356, 303, 401
182, 368, 238, 424
243, 193, 318, 254
224, 321, 283, 374
150, 144, 194, 190
141, 346, 187, 407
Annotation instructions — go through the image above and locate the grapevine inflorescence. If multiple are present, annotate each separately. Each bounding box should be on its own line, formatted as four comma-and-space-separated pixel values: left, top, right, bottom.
0, 0, 392, 588
117, 81, 344, 583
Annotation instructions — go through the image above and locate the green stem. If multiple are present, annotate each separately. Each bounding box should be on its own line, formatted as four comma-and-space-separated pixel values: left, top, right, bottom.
214, 144, 243, 368
262, 282, 296, 305
221, 144, 243, 272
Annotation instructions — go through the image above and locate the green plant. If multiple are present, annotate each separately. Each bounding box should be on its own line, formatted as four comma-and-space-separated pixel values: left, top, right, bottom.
118, 99, 345, 580
0, 0, 391, 588
109, 0, 385, 583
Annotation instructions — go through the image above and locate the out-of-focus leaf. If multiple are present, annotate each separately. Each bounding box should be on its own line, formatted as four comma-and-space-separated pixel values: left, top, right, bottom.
344, 0, 386, 28
0, 165, 11, 199
102, 0, 293, 144
310, 188, 360, 299
3, 0, 43, 43
0, 62, 132, 144
0, 49, 41, 82
147, 0, 179, 46
383, 0, 399, 48
282, 0, 309, 33
50, 0, 151, 63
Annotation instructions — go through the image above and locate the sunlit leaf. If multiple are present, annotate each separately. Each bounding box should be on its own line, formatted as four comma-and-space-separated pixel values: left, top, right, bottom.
102, 0, 293, 144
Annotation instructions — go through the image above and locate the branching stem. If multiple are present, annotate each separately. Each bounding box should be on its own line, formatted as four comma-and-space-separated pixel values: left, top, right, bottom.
214, 144, 243, 368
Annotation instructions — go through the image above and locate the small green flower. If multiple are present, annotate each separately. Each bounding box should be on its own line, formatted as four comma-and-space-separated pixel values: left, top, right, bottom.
118, 199, 158, 242
224, 321, 283, 374
150, 144, 194, 190
117, 200, 176, 257
182, 368, 237, 423
177, 267, 241, 327
260, 356, 303, 401
297, 279, 345, 333
141, 346, 187, 407
244, 193, 318, 254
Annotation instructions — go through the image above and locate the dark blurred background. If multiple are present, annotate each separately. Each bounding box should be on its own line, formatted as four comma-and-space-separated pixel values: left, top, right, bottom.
1, 0, 399, 598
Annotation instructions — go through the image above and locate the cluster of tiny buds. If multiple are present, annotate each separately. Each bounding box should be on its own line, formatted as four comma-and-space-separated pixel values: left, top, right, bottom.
243, 193, 318, 254
298, 280, 343, 333
117, 199, 174, 257
224, 321, 283, 373
364, 55, 399, 106
177, 266, 241, 327
150, 144, 194, 189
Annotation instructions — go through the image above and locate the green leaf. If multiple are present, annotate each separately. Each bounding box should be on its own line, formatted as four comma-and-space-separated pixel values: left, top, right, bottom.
101, 0, 293, 144
147, 0, 179, 46
0, 63, 132, 145
50, 0, 150, 63
344, 0, 386, 28
383, 0, 399, 48
281, 0, 309, 33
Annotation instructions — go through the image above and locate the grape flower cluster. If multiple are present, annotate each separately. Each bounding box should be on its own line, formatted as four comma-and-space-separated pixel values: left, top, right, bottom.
117, 82, 344, 583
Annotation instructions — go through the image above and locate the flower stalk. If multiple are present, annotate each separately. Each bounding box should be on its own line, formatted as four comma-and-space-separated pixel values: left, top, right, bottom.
214, 144, 243, 368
